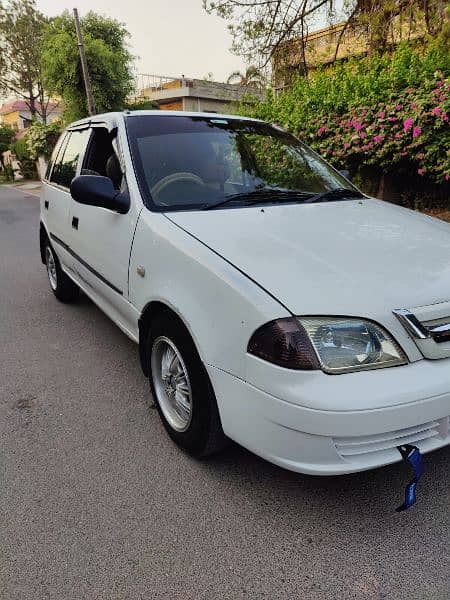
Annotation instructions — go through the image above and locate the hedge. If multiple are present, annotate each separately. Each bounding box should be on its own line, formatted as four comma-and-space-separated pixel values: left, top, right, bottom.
239, 39, 450, 208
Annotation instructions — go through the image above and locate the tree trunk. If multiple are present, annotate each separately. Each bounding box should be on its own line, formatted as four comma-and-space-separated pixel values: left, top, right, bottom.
28, 84, 37, 118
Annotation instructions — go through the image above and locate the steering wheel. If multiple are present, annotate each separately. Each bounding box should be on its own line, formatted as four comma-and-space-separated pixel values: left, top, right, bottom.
151, 172, 204, 199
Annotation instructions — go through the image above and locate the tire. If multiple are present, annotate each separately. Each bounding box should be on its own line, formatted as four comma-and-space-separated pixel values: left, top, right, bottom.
44, 240, 79, 303
146, 311, 228, 457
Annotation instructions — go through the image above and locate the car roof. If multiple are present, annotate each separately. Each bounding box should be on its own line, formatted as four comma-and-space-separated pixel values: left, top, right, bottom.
124, 110, 262, 122
66, 110, 263, 129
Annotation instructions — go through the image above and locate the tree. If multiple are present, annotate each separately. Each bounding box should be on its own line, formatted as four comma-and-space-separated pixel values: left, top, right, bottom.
339, 0, 448, 57
42, 11, 134, 122
0, 0, 51, 121
227, 65, 266, 87
0, 124, 15, 170
204, 1, 336, 72
204, 0, 448, 73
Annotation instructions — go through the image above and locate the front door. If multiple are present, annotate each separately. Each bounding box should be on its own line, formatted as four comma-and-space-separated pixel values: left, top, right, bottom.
67, 125, 142, 330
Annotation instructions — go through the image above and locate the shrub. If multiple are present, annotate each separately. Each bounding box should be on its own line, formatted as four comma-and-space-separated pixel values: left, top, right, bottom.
25, 121, 62, 160
307, 76, 449, 185
10, 136, 38, 180
239, 39, 450, 207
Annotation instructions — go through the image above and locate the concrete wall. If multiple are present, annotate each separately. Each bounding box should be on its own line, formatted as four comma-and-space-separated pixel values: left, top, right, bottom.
182, 97, 235, 113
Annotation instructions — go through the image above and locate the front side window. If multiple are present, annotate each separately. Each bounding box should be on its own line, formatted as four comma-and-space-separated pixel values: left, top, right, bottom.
81, 127, 123, 191
51, 128, 89, 188
126, 115, 358, 211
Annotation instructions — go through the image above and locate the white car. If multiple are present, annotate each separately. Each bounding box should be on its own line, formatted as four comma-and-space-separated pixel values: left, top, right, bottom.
39, 111, 450, 475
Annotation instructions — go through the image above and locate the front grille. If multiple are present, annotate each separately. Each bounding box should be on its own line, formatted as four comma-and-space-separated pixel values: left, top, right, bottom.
393, 305, 450, 359
334, 417, 449, 460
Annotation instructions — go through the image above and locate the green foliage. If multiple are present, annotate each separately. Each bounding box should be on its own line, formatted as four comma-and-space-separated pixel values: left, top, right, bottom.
124, 98, 158, 111
204, 1, 447, 67
42, 10, 134, 122
0, 162, 14, 181
227, 65, 266, 87
0, 0, 49, 120
25, 121, 61, 159
0, 124, 15, 156
238, 41, 450, 205
10, 135, 38, 179
0, 123, 15, 178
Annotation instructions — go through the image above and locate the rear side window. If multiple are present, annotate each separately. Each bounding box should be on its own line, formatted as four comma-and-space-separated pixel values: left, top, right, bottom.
51, 129, 89, 188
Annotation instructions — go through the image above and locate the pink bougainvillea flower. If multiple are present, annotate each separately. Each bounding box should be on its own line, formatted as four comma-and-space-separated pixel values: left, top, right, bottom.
373, 135, 383, 143
432, 106, 442, 116
353, 121, 363, 131
417, 168, 425, 176
412, 126, 421, 138
395, 104, 403, 110
410, 102, 417, 110
360, 131, 367, 139
395, 132, 403, 139
343, 142, 350, 149
443, 113, 449, 122
377, 111, 385, 119
403, 117, 414, 131
388, 116, 397, 122
445, 174, 450, 181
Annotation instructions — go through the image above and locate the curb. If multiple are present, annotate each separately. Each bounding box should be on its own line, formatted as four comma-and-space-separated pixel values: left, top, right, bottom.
1, 183, 41, 198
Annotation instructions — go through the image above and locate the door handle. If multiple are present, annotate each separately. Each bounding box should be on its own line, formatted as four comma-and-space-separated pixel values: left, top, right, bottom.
44, 200, 49, 209
72, 216, 79, 230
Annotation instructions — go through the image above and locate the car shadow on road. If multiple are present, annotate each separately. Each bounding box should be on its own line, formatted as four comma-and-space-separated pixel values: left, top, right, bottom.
199, 437, 450, 521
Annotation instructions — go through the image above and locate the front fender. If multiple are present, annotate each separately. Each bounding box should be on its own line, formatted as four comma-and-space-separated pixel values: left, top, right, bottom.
129, 211, 290, 381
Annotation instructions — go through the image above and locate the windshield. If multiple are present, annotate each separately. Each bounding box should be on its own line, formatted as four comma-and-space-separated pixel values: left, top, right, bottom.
126, 115, 358, 211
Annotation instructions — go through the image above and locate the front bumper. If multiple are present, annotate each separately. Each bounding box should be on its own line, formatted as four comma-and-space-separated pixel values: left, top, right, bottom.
207, 358, 450, 475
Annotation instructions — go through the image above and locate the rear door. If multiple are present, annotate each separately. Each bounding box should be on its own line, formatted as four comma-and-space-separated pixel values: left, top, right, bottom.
41, 127, 90, 268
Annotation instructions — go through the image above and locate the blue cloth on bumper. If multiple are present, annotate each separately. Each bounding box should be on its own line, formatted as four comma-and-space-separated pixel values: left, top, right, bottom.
396, 445, 425, 512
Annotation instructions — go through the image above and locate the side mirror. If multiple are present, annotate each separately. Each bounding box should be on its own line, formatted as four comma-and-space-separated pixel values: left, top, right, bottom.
70, 175, 129, 214
339, 169, 351, 181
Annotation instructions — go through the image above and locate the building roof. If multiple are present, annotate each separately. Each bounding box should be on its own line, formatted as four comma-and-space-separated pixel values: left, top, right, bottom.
137, 75, 264, 105
0, 99, 61, 115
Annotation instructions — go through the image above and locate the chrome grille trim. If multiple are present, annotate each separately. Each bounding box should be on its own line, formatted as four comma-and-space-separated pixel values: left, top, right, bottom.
393, 308, 450, 344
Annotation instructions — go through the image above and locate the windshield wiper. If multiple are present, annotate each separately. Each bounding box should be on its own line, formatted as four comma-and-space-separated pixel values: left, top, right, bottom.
303, 187, 364, 203
202, 188, 310, 211
202, 186, 364, 211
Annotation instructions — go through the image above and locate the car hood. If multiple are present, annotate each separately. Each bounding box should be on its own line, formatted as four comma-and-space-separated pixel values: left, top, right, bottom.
166, 199, 450, 317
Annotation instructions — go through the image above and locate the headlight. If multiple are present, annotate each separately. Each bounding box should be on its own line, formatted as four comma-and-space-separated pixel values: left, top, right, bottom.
247, 317, 407, 373
298, 317, 408, 374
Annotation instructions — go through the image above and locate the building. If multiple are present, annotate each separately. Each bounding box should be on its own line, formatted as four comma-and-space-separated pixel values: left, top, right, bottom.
0, 99, 62, 131
134, 74, 263, 113
273, 17, 426, 90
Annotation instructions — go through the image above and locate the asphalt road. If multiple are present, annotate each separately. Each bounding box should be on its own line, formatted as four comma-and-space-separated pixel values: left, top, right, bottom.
1, 185, 449, 600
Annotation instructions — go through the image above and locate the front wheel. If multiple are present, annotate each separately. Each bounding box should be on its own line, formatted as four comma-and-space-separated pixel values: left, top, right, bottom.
147, 312, 228, 457
44, 241, 79, 303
